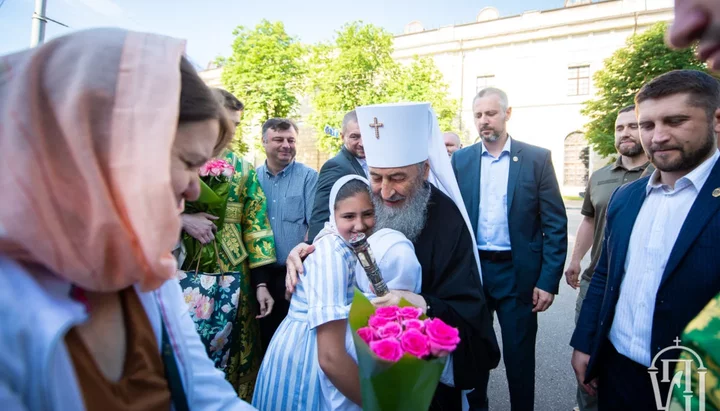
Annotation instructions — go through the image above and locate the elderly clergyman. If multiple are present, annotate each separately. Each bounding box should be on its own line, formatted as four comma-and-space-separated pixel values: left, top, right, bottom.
286, 102, 500, 410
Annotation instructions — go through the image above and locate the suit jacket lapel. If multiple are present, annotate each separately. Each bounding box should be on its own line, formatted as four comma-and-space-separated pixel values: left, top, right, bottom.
342, 146, 365, 176
506, 140, 523, 212
660, 160, 720, 287
611, 182, 647, 284
468, 143, 483, 234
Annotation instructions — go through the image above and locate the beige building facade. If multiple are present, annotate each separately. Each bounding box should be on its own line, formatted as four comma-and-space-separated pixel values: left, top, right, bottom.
393, 0, 673, 195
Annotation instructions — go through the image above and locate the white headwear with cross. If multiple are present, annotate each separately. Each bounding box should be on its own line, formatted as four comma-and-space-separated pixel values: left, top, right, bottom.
356, 102, 430, 168
355, 102, 483, 284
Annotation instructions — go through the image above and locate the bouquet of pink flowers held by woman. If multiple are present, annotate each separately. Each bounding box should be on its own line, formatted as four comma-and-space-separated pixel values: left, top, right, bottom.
181, 158, 235, 274
357, 306, 460, 362
199, 159, 235, 180
349, 290, 460, 411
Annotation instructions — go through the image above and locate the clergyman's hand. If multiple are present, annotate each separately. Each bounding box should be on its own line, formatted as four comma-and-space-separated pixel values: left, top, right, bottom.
564, 260, 581, 290
255, 285, 274, 319
285, 243, 315, 294
371, 291, 427, 314
370, 291, 402, 308
532, 287, 555, 313
571, 349, 597, 396
181, 213, 218, 244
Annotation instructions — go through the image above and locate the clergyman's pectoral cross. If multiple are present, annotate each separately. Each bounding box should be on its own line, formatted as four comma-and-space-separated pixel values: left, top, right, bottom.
369, 117, 384, 139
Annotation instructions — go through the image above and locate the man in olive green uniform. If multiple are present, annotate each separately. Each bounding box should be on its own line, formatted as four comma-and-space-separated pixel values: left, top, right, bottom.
564, 105, 652, 411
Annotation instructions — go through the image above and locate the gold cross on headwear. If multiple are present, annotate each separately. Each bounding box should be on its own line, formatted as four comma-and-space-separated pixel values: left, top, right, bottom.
369, 117, 384, 139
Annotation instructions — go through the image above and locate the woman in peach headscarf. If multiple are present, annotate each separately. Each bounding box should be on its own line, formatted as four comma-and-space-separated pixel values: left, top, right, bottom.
0, 28, 255, 410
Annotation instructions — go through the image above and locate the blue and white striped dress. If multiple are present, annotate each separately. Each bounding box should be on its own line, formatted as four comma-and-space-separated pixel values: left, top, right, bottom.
252, 234, 357, 410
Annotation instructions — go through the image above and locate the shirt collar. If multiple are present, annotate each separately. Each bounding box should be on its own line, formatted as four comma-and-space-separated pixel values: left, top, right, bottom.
264, 160, 295, 177
646, 149, 719, 195
610, 156, 651, 172
480, 136, 512, 156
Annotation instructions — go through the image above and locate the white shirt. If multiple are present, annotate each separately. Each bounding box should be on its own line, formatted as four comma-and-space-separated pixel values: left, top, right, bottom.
357, 158, 370, 179
609, 150, 719, 366
0, 257, 255, 411
477, 138, 512, 251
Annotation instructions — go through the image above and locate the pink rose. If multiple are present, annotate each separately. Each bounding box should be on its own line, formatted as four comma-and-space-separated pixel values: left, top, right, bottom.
398, 306, 423, 320
370, 338, 404, 362
374, 306, 399, 321
400, 328, 430, 358
221, 165, 235, 178
357, 327, 377, 344
429, 341, 457, 357
210, 165, 223, 176
376, 322, 403, 339
403, 319, 425, 333
425, 318, 460, 357
368, 315, 391, 330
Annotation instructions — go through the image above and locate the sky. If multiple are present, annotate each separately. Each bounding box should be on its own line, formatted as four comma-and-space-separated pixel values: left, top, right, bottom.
1, 0, 572, 68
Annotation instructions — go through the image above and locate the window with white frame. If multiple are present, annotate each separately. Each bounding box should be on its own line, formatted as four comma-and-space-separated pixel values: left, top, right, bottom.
568, 65, 590, 96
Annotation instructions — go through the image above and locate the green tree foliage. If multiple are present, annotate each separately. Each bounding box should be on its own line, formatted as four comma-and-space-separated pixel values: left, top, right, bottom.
388, 56, 459, 132
307, 22, 396, 153
582, 22, 706, 157
220, 20, 305, 155
307, 22, 457, 153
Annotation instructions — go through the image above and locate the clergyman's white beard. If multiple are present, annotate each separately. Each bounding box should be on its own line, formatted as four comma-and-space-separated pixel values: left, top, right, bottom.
371, 182, 431, 243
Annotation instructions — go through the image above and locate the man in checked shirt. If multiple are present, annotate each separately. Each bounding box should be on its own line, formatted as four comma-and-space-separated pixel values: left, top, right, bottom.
256, 118, 318, 351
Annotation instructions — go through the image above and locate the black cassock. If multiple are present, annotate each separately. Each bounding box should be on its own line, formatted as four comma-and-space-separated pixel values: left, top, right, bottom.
414, 184, 500, 410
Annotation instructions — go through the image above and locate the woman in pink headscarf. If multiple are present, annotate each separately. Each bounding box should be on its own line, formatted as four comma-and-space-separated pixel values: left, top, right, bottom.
0, 28, 255, 410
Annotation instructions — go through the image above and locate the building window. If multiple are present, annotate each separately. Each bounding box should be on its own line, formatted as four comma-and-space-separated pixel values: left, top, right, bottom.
564, 131, 589, 187
476, 75, 495, 93
568, 65, 590, 96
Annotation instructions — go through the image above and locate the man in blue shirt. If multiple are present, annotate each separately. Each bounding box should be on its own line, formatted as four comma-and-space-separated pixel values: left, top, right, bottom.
452, 87, 567, 411
256, 118, 318, 350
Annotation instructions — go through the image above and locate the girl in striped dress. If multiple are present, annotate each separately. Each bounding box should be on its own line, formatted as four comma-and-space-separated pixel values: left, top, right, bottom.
252, 175, 373, 410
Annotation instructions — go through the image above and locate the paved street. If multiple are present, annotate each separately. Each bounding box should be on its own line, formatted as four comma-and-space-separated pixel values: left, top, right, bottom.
486, 202, 591, 411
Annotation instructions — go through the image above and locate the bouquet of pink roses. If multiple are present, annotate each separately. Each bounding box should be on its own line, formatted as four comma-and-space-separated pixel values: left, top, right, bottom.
181, 158, 235, 273
198, 158, 235, 181
349, 290, 460, 410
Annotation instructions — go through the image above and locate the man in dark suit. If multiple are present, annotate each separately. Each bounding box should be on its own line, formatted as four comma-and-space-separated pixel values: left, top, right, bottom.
570, 70, 720, 410
451, 87, 568, 411
307, 110, 367, 241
